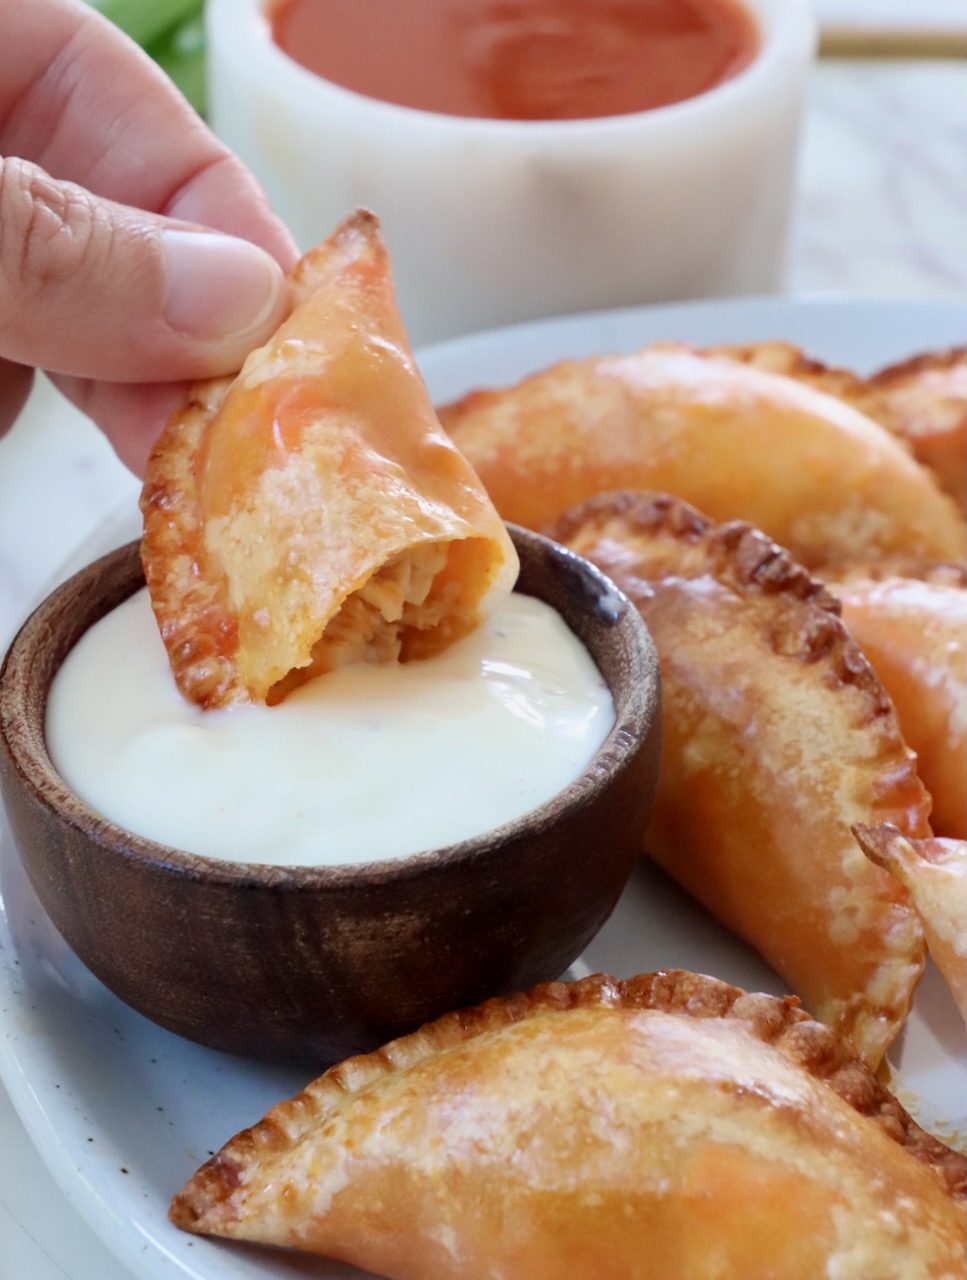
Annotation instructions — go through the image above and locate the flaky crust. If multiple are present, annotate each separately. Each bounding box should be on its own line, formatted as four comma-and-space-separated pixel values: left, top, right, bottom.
141, 211, 517, 707
552, 492, 931, 1067
854, 825, 967, 1021
439, 342, 965, 569
171, 970, 966, 1280
825, 573, 967, 839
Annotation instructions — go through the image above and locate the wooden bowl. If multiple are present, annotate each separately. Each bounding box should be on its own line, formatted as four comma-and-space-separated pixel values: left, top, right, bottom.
0, 527, 661, 1062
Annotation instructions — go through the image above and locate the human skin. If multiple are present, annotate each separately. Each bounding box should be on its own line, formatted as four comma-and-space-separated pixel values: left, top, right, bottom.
0, 0, 298, 473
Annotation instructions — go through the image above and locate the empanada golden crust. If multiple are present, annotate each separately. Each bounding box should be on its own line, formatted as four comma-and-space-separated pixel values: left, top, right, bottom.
705, 338, 875, 403
827, 574, 966, 839
551, 492, 931, 1067
710, 342, 967, 511
854, 825, 967, 1022
869, 349, 967, 511
141, 211, 517, 708
170, 971, 966, 1280
438, 343, 965, 570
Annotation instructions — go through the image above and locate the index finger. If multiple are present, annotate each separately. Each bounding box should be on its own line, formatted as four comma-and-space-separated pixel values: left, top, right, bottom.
0, 0, 297, 267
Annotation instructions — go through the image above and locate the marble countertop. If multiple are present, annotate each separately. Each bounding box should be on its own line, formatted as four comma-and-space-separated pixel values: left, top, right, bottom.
1, 54, 965, 1280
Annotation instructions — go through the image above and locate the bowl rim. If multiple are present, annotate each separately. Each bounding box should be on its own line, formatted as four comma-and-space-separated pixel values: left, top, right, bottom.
0, 525, 659, 891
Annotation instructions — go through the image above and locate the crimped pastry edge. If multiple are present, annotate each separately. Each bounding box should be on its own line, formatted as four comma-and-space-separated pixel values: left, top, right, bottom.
871, 345, 967, 393
549, 490, 934, 1066
170, 967, 965, 1234
548, 490, 909, 690
140, 377, 239, 709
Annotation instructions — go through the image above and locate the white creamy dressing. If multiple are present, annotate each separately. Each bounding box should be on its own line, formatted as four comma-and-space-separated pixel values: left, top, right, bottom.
46, 589, 614, 866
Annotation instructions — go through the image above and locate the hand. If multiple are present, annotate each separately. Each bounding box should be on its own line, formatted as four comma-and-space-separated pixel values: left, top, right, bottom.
0, 0, 299, 474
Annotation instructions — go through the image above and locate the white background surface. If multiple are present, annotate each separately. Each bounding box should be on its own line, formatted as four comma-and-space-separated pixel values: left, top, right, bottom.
1, 43, 965, 1280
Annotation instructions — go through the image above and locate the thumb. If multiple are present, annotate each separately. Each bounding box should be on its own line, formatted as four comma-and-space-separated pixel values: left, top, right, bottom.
0, 158, 290, 383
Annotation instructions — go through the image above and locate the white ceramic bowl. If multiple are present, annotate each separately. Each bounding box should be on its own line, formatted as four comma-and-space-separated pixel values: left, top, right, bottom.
206, 0, 816, 344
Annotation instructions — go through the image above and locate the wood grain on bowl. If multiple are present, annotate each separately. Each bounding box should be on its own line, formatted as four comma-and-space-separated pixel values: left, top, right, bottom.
0, 528, 661, 1062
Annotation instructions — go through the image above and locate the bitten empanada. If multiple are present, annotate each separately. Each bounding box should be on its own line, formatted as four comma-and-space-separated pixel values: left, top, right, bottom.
141, 211, 517, 708
552, 492, 930, 1066
171, 971, 966, 1279
439, 343, 965, 569
854, 824, 967, 1021
827, 573, 966, 839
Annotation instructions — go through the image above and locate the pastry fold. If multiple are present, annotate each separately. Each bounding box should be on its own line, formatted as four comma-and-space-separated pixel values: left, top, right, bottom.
715, 341, 966, 510
828, 571, 967, 839
171, 970, 966, 1280
141, 211, 518, 707
854, 824, 967, 1021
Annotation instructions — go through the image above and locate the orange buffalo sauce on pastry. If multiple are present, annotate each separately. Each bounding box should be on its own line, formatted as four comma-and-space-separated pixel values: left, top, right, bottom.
854, 824, 967, 1022
141, 210, 518, 708
170, 971, 966, 1279
552, 492, 931, 1067
439, 342, 965, 570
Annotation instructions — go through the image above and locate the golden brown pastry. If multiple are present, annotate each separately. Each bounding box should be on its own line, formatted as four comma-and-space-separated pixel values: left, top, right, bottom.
868, 349, 966, 510
854, 824, 967, 1022
439, 342, 965, 569
704, 338, 874, 399
711, 341, 966, 510
826, 572, 966, 839
827, 558, 967, 590
141, 211, 517, 708
171, 971, 966, 1279
552, 491, 930, 1066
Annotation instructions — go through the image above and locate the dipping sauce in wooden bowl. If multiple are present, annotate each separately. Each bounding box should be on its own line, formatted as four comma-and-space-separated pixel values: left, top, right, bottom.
0, 528, 661, 1062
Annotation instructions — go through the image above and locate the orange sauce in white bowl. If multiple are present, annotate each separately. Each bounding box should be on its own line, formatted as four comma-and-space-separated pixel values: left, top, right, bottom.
269, 0, 759, 120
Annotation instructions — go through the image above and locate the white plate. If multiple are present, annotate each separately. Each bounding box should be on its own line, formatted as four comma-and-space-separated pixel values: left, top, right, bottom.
1, 296, 965, 1280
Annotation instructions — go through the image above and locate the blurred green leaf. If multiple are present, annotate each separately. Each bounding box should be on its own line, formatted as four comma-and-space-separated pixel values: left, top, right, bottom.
86, 0, 203, 50
147, 15, 207, 116
85, 0, 207, 117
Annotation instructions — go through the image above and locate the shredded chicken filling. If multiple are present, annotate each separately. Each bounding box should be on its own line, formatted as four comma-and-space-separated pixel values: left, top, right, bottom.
266, 542, 452, 703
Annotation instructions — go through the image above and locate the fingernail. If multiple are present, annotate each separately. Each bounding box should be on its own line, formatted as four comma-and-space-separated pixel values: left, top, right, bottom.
161, 230, 286, 341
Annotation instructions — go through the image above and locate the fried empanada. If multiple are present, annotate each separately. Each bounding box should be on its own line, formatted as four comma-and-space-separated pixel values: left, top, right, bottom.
854, 824, 967, 1021
828, 558, 967, 590
141, 211, 518, 708
827, 573, 966, 839
712, 342, 967, 511
171, 971, 966, 1279
552, 492, 930, 1066
869, 349, 967, 511
439, 343, 965, 569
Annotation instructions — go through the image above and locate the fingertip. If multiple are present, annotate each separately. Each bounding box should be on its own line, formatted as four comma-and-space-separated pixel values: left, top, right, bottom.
164, 152, 300, 274
161, 230, 290, 362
